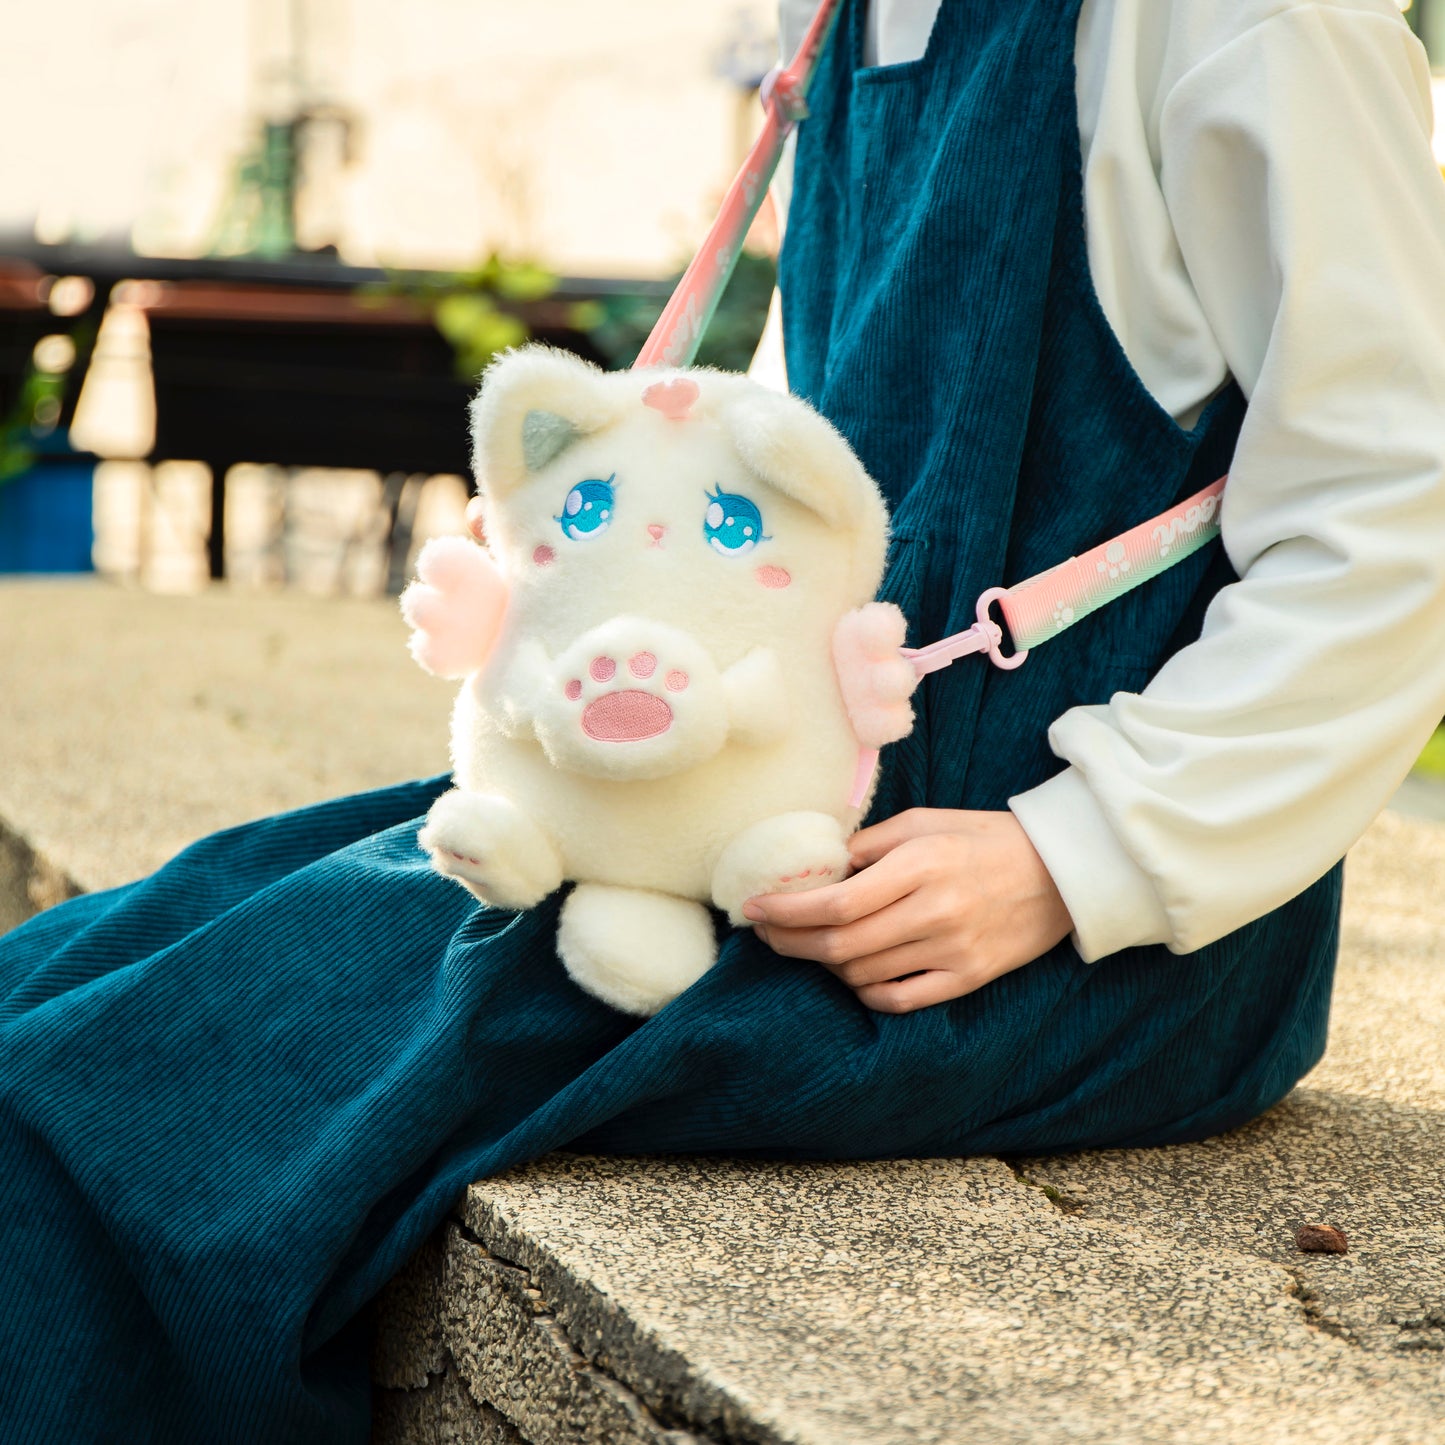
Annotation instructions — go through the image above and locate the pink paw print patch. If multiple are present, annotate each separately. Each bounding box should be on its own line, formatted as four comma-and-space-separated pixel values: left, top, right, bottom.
564, 651, 691, 742
531, 618, 729, 780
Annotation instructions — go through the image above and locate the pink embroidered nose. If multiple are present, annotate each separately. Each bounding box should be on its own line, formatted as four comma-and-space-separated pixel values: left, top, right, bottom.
641, 377, 699, 421
647, 524, 666, 544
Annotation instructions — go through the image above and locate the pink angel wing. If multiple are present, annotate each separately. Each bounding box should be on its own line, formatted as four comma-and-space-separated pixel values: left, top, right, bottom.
832, 602, 920, 748
399, 536, 509, 679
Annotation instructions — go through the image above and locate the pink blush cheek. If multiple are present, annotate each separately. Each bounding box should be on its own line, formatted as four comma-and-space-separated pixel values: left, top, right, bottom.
755, 565, 791, 589
532, 544, 556, 566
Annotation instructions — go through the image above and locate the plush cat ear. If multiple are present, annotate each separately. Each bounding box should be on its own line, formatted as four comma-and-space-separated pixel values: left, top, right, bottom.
521, 409, 579, 471
708, 383, 878, 532
471, 345, 623, 497
708, 381, 890, 589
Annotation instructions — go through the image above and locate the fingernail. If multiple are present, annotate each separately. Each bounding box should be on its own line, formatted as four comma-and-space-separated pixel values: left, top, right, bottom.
742, 901, 765, 922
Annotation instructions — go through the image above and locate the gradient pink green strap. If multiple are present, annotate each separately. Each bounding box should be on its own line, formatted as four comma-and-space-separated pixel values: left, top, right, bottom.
633, 0, 843, 370
900, 477, 1228, 686
849, 479, 1230, 803
997, 476, 1226, 654
626, 0, 1231, 794
632, 0, 1226, 664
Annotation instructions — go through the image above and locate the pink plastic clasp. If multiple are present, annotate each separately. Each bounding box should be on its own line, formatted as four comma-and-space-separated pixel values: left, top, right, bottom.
760, 66, 810, 123
899, 587, 1029, 679
846, 591, 1027, 810
973, 587, 1029, 670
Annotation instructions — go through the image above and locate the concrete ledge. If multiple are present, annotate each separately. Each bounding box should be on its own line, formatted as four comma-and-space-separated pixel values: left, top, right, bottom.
0, 579, 451, 911
376, 1130, 1442, 1444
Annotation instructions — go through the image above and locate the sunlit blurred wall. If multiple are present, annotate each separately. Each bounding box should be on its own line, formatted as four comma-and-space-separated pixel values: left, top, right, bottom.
0, 0, 249, 251
0, 0, 775, 277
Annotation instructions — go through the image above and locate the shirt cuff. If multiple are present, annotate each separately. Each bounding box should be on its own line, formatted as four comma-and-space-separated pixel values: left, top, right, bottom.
1008, 765, 1174, 962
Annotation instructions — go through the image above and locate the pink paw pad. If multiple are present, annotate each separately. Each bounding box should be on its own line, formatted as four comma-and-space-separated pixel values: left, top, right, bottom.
565, 648, 691, 743
775, 864, 836, 888
446, 849, 483, 867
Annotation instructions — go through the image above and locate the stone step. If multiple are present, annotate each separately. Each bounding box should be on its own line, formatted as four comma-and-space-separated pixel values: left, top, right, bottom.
375, 1098, 1445, 1443
0, 578, 452, 929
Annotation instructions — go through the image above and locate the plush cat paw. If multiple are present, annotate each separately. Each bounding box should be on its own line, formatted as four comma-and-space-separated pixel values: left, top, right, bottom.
722, 646, 790, 747
557, 884, 717, 1016
832, 603, 919, 747
531, 617, 729, 780
400, 536, 509, 679
710, 811, 853, 926
418, 789, 563, 909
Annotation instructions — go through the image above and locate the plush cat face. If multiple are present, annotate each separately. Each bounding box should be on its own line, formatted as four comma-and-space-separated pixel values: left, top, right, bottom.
469, 347, 889, 660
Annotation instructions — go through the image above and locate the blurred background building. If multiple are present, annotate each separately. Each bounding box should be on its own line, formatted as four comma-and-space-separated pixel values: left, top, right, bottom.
0, 0, 776, 272
0, 0, 778, 593
0, 0, 1441, 594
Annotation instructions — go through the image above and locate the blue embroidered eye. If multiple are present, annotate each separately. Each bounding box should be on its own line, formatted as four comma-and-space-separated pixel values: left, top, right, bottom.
703, 488, 767, 554
557, 476, 615, 540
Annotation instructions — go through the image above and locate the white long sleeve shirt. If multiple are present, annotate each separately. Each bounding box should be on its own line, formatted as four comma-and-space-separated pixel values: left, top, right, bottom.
767, 0, 1445, 961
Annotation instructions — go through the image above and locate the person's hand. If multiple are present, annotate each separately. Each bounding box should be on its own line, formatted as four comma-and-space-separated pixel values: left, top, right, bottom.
742, 809, 1074, 1013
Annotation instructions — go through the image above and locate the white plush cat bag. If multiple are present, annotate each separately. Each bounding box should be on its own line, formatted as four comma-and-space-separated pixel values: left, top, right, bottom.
400, 345, 919, 1015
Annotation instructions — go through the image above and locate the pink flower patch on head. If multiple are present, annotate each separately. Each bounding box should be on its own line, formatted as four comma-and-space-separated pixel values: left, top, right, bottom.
755, 565, 791, 589
641, 377, 700, 421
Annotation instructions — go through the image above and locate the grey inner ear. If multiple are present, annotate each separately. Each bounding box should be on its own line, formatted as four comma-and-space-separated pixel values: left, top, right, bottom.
522, 409, 581, 472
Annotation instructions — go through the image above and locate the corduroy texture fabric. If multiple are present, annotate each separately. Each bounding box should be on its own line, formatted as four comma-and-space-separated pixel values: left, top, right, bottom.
0, 2, 1340, 1439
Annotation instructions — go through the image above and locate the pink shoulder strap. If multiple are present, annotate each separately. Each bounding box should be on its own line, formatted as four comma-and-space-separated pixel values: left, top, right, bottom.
632, 0, 842, 370
908, 476, 1227, 671
629, 0, 1232, 801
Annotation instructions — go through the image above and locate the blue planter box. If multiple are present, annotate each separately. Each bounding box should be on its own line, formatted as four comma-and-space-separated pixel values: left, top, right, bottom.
0, 431, 95, 573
